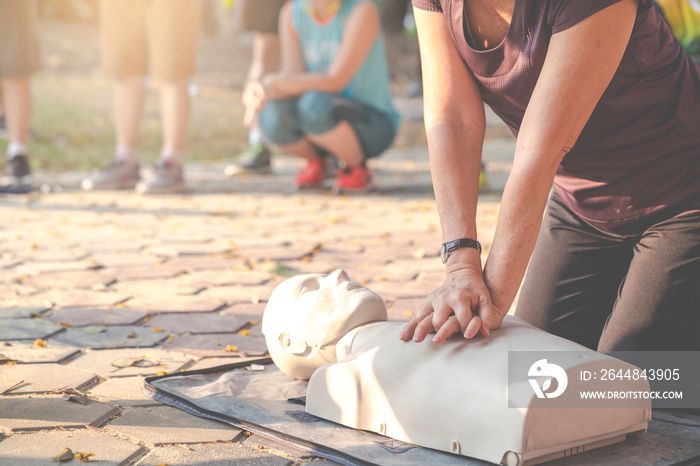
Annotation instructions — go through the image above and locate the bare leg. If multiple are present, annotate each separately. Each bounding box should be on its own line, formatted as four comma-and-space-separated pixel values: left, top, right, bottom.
159, 78, 190, 163
113, 76, 145, 161
306, 121, 364, 167
246, 32, 280, 140
278, 138, 321, 160
1, 77, 32, 146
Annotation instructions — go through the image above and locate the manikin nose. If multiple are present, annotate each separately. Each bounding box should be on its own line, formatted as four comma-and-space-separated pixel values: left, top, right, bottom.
327, 269, 349, 285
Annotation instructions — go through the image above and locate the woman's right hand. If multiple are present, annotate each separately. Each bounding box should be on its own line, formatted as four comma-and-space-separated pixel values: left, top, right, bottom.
242, 80, 266, 126
399, 262, 505, 344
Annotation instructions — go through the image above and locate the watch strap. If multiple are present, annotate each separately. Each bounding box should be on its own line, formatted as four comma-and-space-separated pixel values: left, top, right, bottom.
441, 238, 482, 264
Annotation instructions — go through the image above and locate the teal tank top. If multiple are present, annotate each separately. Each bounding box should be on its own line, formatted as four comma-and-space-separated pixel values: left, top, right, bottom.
290, 0, 400, 130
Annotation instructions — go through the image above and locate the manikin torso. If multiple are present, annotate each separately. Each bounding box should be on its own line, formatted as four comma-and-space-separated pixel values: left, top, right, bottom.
262, 271, 650, 466
306, 318, 650, 465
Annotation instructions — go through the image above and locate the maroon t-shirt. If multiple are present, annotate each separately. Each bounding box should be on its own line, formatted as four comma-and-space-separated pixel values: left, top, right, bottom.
413, 0, 700, 235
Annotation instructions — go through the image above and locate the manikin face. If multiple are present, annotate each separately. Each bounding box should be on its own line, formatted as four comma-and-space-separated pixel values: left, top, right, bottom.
262, 269, 387, 380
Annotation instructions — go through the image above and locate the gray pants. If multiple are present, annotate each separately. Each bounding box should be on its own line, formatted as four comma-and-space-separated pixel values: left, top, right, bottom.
516, 192, 700, 351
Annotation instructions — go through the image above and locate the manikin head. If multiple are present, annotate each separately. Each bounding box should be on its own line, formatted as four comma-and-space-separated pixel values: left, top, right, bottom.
262, 269, 388, 380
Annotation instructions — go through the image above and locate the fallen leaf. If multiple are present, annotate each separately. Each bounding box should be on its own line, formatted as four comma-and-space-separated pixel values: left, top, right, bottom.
34, 339, 48, 348
126, 332, 138, 338
111, 357, 143, 368
116, 302, 127, 308
152, 327, 164, 332
261, 261, 297, 277
248, 320, 260, 326
238, 329, 251, 337
156, 370, 169, 376
75, 452, 95, 462
52, 447, 74, 463
82, 325, 107, 335
223, 345, 238, 352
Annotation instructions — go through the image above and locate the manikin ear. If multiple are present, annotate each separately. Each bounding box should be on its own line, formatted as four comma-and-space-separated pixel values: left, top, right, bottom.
280, 333, 310, 356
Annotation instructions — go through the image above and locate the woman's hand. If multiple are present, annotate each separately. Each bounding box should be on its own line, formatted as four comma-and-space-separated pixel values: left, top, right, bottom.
242, 80, 266, 126
399, 264, 506, 343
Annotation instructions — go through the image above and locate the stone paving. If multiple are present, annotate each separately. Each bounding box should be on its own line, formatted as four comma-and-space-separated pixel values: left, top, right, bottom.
0, 108, 516, 464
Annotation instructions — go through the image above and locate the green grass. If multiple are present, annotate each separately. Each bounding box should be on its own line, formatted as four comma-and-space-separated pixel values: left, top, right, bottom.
18, 74, 250, 173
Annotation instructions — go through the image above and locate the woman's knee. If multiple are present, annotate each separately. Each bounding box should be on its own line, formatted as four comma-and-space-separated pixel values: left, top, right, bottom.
297, 91, 338, 135
259, 99, 302, 145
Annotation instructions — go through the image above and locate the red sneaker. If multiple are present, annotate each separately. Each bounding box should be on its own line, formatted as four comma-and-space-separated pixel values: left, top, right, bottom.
333, 165, 373, 194
295, 158, 328, 189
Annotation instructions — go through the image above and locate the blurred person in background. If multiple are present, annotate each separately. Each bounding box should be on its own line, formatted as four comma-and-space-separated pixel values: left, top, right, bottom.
656, 0, 700, 59
82, 0, 201, 194
245, 0, 400, 193
224, 0, 287, 176
0, 0, 40, 194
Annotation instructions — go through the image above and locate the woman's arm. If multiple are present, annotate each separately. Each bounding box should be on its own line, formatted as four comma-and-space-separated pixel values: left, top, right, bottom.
263, 0, 381, 98
401, 0, 639, 343
399, 6, 499, 343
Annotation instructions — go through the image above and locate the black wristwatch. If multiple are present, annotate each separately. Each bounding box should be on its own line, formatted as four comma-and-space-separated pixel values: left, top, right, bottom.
441, 238, 482, 264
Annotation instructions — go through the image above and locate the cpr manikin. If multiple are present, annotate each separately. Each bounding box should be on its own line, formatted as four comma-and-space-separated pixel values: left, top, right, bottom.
262, 270, 651, 466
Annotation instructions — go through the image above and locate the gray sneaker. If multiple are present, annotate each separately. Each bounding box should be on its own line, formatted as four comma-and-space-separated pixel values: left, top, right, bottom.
1, 154, 34, 194
135, 160, 187, 194
82, 159, 140, 190
224, 144, 272, 176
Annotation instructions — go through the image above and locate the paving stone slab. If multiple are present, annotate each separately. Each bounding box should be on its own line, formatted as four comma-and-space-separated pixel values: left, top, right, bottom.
144, 312, 249, 334
0, 363, 99, 395
0, 342, 80, 364
0, 319, 63, 341
0, 306, 50, 319
0, 268, 22, 284
107, 264, 187, 281
178, 269, 271, 287
15, 260, 100, 275
70, 348, 192, 378
221, 302, 267, 319
364, 280, 430, 300
188, 356, 264, 371
22, 270, 116, 290
198, 285, 272, 305
0, 258, 21, 270
88, 376, 162, 407
386, 298, 425, 322
163, 327, 267, 358
123, 295, 226, 314
163, 256, 243, 271
237, 246, 313, 263
52, 326, 167, 349
147, 241, 236, 257
245, 433, 315, 462
0, 427, 144, 465
136, 443, 293, 466
37, 290, 130, 308
106, 405, 240, 445
0, 396, 120, 432
46, 307, 147, 327
18, 249, 89, 263
111, 279, 204, 297
88, 253, 163, 268
341, 266, 418, 285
